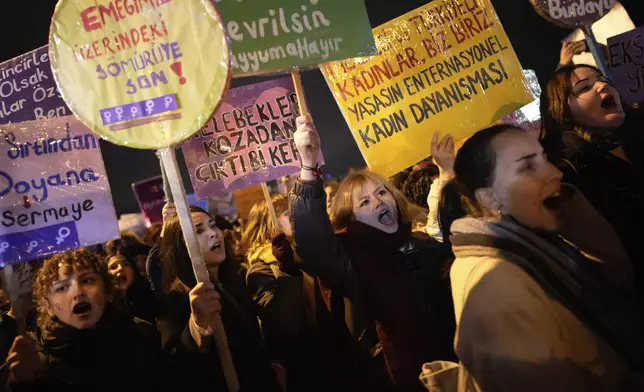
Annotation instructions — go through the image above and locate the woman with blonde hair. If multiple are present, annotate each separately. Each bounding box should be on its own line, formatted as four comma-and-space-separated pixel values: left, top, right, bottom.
290, 116, 456, 391
243, 195, 355, 391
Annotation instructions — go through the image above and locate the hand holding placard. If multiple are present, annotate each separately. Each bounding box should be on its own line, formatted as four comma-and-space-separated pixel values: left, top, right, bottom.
294, 115, 321, 182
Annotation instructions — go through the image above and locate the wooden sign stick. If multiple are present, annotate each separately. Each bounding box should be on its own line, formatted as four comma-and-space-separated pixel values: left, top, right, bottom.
159, 147, 240, 392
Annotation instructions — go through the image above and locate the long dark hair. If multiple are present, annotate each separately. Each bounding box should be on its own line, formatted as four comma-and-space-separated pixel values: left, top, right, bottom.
438, 125, 522, 245
160, 206, 242, 294
539, 63, 641, 163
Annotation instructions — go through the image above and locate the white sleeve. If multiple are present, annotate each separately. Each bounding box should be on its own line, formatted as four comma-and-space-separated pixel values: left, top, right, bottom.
425, 179, 447, 242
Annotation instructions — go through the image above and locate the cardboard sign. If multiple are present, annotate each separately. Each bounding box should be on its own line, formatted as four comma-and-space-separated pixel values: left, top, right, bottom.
182, 77, 323, 198
215, 0, 376, 76
233, 184, 264, 220
0, 116, 119, 266
0, 46, 71, 125
530, 0, 617, 28
607, 25, 644, 105
321, 0, 532, 177
132, 176, 165, 225
49, 0, 231, 149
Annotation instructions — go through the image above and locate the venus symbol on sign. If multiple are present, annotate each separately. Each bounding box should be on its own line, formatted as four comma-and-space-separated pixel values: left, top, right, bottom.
0, 242, 8, 255
103, 112, 112, 124
131, 106, 139, 118
56, 227, 71, 245
115, 107, 124, 121
164, 96, 173, 108
25, 240, 38, 254
145, 100, 155, 115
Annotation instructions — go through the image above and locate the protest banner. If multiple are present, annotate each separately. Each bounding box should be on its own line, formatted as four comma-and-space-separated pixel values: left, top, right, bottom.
0, 46, 70, 125
214, 0, 376, 77
132, 176, 165, 225
50, 2, 238, 387
182, 76, 322, 198
49, 0, 231, 149
531, 0, 617, 76
530, 0, 616, 28
607, 25, 644, 104
321, 0, 533, 177
0, 116, 119, 266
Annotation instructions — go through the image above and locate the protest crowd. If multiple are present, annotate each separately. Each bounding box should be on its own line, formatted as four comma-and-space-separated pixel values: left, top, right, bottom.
0, 0, 643, 391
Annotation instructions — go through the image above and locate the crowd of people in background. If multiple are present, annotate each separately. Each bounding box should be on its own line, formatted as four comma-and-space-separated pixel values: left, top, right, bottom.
0, 56, 641, 392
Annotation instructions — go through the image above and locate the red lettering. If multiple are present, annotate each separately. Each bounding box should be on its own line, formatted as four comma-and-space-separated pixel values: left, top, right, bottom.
335, 81, 354, 101
102, 37, 115, 54
140, 24, 150, 42
115, 0, 126, 19
150, 23, 164, 39
81, 7, 100, 32
98, 3, 120, 24
92, 40, 102, 57
130, 28, 141, 46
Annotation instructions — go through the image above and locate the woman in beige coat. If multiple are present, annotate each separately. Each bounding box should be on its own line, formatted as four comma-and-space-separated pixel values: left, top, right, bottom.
428, 125, 644, 391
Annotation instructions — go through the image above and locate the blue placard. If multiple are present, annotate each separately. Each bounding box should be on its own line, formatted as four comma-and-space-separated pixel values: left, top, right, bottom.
0, 221, 80, 266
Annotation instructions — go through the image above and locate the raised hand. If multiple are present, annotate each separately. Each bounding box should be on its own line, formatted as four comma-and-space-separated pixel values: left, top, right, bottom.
431, 132, 455, 181
6, 335, 44, 383
294, 115, 321, 181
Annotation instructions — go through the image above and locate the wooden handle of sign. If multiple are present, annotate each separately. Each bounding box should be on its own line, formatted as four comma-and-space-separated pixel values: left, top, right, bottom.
2, 265, 26, 335
159, 148, 240, 392
261, 183, 281, 235
291, 69, 309, 116
157, 150, 174, 238
157, 150, 174, 203
583, 25, 612, 80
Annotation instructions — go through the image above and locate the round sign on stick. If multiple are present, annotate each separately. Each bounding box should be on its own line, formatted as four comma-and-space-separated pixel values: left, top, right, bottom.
49, 0, 231, 149
530, 0, 616, 28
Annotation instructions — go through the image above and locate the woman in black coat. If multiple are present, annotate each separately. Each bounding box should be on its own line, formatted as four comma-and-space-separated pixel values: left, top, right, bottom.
291, 116, 456, 391
158, 206, 279, 391
2, 249, 159, 391
540, 64, 643, 303
106, 254, 158, 324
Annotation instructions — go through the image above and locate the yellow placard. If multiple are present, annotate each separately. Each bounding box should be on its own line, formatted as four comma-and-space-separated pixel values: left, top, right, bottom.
49, 0, 231, 149
321, 0, 533, 177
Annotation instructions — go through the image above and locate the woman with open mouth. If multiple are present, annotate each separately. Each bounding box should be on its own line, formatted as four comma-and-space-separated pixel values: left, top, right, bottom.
434, 124, 644, 391
158, 206, 280, 391
540, 64, 643, 304
106, 254, 158, 324
2, 249, 159, 390
291, 116, 457, 391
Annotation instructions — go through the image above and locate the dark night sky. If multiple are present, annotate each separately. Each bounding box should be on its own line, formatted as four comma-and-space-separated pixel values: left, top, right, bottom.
1, 0, 643, 216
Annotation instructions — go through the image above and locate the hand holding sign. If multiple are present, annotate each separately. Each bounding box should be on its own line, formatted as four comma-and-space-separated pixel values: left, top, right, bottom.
294, 115, 321, 181
294, 115, 320, 165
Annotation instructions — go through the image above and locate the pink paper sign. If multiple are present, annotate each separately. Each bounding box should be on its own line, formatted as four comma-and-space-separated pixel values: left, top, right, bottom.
182, 76, 323, 198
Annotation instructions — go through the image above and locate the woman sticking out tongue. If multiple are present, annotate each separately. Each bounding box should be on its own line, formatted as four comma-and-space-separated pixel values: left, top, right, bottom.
290, 115, 457, 391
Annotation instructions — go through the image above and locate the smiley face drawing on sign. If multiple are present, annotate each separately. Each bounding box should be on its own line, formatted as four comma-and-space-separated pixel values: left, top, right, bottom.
49, 0, 232, 149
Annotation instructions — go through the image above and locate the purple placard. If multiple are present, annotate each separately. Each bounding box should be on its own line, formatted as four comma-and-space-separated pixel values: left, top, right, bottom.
0, 116, 119, 265
181, 76, 324, 199
100, 94, 179, 125
608, 26, 644, 105
0, 45, 71, 125
132, 176, 165, 225
0, 221, 79, 267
